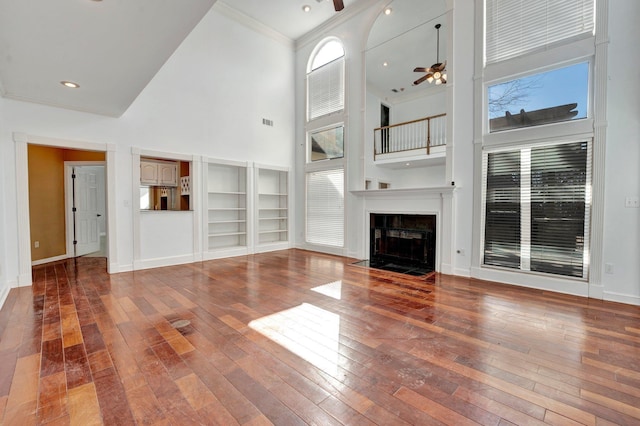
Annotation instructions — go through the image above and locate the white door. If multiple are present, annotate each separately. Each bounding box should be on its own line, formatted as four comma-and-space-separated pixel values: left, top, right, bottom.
74, 166, 102, 256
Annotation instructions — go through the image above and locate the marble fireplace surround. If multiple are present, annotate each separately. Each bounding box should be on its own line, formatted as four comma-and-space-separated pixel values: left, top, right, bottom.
352, 186, 456, 274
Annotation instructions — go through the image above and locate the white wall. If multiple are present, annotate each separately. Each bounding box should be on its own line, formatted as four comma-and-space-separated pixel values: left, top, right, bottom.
601, 0, 640, 304
295, 0, 640, 305
0, 5, 295, 290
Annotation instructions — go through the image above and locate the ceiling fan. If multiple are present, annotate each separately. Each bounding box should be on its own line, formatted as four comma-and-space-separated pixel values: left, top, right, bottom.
333, 0, 344, 12
413, 23, 447, 86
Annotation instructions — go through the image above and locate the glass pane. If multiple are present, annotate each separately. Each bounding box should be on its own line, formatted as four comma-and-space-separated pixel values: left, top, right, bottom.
310, 126, 344, 162
530, 142, 588, 277
306, 169, 344, 247
484, 150, 521, 269
311, 40, 344, 71
488, 62, 589, 132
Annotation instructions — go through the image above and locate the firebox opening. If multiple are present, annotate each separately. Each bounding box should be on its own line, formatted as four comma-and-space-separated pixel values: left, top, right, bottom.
363, 213, 436, 276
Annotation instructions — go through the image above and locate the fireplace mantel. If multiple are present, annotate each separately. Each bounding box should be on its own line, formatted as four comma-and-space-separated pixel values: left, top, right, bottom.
352, 185, 457, 275
351, 186, 456, 199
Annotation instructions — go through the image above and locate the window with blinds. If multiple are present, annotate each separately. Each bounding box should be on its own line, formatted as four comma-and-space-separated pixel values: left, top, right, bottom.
484, 150, 521, 269
306, 169, 344, 247
483, 141, 591, 278
485, 0, 595, 64
307, 57, 344, 121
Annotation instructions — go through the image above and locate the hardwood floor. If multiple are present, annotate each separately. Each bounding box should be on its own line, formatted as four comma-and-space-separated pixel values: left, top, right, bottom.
1, 249, 639, 425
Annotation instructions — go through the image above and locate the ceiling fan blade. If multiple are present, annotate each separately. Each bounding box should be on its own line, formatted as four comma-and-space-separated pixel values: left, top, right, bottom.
413, 67, 428, 73
433, 60, 447, 71
413, 74, 430, 86
333, 0, 344, 11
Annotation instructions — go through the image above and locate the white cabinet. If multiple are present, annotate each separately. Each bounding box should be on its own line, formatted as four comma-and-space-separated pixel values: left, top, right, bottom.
255, 165, 288, 250
205, 160, 248, 255
140, 160, 178, 186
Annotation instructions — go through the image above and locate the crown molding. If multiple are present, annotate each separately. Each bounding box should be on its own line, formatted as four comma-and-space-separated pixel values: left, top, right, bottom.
215, 1, 294, 48
295, 0, 376, 51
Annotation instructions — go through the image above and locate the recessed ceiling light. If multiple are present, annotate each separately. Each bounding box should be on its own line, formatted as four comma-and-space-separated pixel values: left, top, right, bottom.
383, 62, 388, 67
302, 5, 311, 12
60, 81, 80, 88
384, 7, 393, 15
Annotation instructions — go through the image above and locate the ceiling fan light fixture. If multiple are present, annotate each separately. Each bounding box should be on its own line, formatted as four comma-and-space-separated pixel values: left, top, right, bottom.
412, 23, 447, 86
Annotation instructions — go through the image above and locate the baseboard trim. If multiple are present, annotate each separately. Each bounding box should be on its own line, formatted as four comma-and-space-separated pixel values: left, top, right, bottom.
453, 267, 471, 277
31, 254, 68, 266
133, 254, 196, 271
603, 291, 640, 306
0, 285, 9, 311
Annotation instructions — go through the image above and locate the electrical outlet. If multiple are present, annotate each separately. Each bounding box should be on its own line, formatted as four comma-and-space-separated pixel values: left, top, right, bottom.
34, 241, 40, 248
625, 196, 639, 208
605, 263, 614, 274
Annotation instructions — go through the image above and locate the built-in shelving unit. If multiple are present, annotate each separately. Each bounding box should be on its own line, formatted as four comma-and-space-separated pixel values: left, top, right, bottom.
205, 159, 249, 256
255, 165, 289, 251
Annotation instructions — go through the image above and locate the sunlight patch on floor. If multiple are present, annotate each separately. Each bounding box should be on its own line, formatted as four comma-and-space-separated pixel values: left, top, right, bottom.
249, 303, 341, 375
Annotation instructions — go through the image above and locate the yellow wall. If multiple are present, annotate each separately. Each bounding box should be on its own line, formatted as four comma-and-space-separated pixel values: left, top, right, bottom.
28, 146, 105, 262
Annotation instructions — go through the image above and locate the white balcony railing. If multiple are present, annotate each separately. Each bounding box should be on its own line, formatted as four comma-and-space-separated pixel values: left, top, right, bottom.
374, 113, 446, 159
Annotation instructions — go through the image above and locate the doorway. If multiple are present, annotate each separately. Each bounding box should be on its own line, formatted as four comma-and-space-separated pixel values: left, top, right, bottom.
15, 133, 117, 286
380, 103, 390, 153
64, 163, 107, 258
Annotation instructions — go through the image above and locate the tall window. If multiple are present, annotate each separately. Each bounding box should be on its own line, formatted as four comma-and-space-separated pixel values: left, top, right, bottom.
481, 0, 595, 280
305, 38, 346, 249
483, 141, 591, 278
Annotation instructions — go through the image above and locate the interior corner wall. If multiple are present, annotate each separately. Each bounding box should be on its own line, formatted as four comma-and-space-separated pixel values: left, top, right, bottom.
601, 0, 640, 304
28, 145, 67, 261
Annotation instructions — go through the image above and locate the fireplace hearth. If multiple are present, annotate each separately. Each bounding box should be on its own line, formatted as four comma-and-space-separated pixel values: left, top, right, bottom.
364, 213, 436, 275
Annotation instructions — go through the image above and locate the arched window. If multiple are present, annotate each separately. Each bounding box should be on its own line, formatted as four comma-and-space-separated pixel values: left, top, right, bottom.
307, 38, 345, 121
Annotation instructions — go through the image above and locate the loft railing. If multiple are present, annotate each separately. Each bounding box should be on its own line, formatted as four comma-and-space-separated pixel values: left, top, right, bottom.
374, 113, 446, 159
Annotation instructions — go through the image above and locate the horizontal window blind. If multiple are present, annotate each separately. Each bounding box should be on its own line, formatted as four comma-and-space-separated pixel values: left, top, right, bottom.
484, 150, 521, 269
483, 141, 591, 279
530, 142, 589, 277
306, 169, 344, 247
485, 0, 595, 63
308, 57, 344, 121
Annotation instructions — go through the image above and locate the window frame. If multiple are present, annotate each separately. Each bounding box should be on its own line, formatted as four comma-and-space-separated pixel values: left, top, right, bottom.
480, 139, 592, 281
304, 37, 347, 252
486, 61, 591, 134
475, 0, 601, 285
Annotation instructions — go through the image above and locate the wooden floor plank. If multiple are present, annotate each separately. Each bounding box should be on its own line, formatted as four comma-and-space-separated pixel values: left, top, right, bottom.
0, 251, 639, 425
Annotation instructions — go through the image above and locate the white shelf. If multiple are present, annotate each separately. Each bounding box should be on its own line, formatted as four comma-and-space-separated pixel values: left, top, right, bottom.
209, 191, 247, 195
206, 161, 248, 251
255, 166, 289, 246
208, 232, 247, 237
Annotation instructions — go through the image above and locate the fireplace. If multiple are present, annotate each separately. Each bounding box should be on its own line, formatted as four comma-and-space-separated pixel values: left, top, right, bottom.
368, 213, 436, 275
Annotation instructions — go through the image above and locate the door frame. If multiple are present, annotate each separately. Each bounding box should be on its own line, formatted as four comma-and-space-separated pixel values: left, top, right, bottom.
64, 162, 106, 258
14, 132, 118, 286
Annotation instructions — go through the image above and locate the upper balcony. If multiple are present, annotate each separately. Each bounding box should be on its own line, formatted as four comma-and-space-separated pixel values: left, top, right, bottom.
373, 113, 446, 168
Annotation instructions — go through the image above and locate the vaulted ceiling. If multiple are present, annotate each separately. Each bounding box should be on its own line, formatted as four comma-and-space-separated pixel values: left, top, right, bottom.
0, 0, 355, 117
